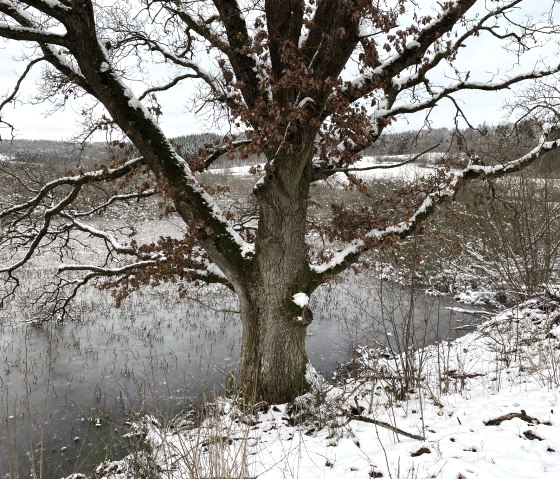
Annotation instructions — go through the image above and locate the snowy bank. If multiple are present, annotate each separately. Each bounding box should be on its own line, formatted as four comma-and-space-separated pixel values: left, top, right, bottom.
72, 296, 560, 479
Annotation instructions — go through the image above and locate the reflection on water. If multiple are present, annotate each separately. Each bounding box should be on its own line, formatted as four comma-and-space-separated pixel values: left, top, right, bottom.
0, 273, 488, 478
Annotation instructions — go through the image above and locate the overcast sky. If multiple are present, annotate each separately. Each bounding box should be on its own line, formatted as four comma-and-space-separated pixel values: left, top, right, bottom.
0, 2, 558, 141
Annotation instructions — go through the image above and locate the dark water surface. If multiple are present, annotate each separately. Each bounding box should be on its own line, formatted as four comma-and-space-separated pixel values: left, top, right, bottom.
0, 274, 488, 478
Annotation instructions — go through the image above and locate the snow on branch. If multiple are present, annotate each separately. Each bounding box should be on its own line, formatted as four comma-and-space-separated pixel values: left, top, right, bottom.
200, 138, 253, 171
0, 21, 67, 44
43, 260, 158, 323
138, 74, 199, 101
310, 127, 560, 279
43, 252, 230, 322
58, 214, 145, 257
0, 0, 90, 95
0, 158, 147, 308
0, 156, 145, 220
0, 181, 82, 274
14, 0, 70, 17
328, 0, 560, 152
169, 2, 230, 52
461, 125, 560, 179
388, 0, 539, 94
57, 260, 157, 276
379, 67, 560, 121
67, 190, 156, 218
343, 0, 477, 99
0, 0, 69, 43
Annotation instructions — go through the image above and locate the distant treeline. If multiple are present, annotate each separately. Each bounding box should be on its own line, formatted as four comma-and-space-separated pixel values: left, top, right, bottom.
2, 123, 558, 174
0, 134, 222, 164
0, 139, 109, 163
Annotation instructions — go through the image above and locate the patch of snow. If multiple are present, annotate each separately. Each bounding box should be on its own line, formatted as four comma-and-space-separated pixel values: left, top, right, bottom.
296, 96, 315, 109
40, 0, 70, 9
75, 297, 560, 479
292, 292, 309, 307
310, 241, 363, 274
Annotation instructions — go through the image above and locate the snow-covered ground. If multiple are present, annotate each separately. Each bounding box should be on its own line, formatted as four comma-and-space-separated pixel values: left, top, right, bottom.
206, 156, 440, 183
71, 296, 560, 479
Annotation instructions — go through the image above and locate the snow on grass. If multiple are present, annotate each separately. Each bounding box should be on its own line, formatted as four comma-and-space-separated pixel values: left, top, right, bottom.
205, 156, 440, 182
77, 295, 560, 479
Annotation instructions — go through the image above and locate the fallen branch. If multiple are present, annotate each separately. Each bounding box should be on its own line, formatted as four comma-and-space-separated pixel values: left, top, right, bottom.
349, 414, 425, 441
484, 410, 540, 426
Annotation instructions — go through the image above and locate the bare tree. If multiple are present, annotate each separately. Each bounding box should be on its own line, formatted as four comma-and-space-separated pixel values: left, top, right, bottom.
1, 0, 560, 403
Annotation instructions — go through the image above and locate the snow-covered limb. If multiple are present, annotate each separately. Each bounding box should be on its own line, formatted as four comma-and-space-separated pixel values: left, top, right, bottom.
321, 0, 560, 155
0, 183, 82, 274
461, 129, 560, 179
310, 241, 363, 275
138, 74, 200, 102
0, 1, 90, 103
0, 22, 67, 43
59, 214, 144, 257
8, 0, 71, 17
310, 131, 560, 280
0, 157, 144, 220
389, 0, 537, 93
0, 0, 69, 36
134, 39, 229, 100
87, 38, 254, 274
378, 67, 560, 122
308, 189, 446, 277
328, 52, 560, 161
47, 260, 158, 323
60, 213, 230, 283
0, 158, 151, 305
41, 43, 86, 83
342, 1, 477, 98
0, 0, 254, 290
49, 253, 231, 322
67, 190, 156, 218
57, 260, 157, 275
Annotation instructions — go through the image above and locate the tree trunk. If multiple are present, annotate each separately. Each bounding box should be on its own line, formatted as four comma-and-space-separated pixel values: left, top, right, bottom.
237, 288, 310, 403
235, 146, 315, 404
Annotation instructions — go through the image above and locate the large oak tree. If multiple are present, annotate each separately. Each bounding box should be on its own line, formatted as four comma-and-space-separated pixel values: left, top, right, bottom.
1, 0, 560, 403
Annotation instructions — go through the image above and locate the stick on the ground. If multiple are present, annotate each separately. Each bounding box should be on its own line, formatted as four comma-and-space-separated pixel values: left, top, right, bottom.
349, 414, 425, 441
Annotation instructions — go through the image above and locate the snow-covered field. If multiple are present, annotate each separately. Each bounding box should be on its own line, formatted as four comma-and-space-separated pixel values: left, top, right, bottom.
72, 297, 560, 479
207, 156, 439, 183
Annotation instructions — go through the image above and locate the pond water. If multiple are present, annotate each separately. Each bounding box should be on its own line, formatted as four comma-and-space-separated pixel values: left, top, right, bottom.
0, 273, 490, 478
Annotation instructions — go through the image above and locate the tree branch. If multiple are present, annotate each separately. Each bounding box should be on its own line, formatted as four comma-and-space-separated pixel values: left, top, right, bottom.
312, 143, 441, 181
211, 0, 261, 109
0, 57, 44, 111
309, 126, 560, 284
0, 156, 145, 220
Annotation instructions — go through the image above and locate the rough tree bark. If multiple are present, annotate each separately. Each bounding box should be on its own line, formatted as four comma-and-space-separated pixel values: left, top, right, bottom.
237, 145, 317, 401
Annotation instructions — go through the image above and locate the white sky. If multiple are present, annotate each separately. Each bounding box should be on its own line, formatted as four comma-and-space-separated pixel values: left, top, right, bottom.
0, 1, 558, 141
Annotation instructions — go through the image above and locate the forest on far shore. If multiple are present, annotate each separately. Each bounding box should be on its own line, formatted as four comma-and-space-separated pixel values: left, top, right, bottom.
2, 122, 557, 173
